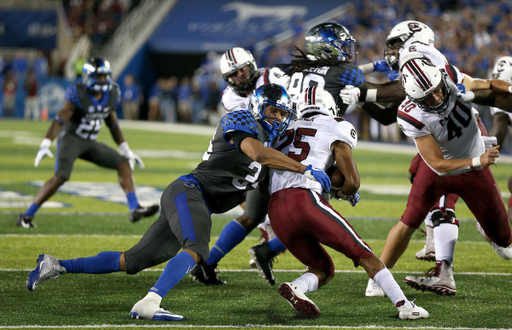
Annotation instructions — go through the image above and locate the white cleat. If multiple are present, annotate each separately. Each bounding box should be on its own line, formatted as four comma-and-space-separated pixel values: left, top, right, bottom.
476, 222, 512, 260
397, 301, 430, 320
365, 278, 386, 297
130, 298, 184, 321
278, 282, 320, 318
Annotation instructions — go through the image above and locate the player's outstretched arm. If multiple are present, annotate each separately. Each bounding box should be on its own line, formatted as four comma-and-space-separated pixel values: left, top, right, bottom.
332, 141, 359, 196
239, 136, 331, 191
489, 113, 511, 146
34, 101, 75, 167
106, 112, 145, 170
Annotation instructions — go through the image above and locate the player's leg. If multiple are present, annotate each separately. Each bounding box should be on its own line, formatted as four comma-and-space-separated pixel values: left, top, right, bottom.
190, 188, 268, 285
460, 168, 512, 259
17, 134, 82, 228
508, 174, 512, 225
84, 141, 159, 222
131, 178, 211, 321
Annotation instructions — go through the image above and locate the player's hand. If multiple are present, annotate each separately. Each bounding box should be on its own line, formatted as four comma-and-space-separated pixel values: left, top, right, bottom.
388, 70, 399, 81
119, 142, 145, 170
303, 164, 331, 192
34, 138, 53, 167
480, 145, 500, 167
456, 83, 475, 102
336, 191, 360, 206
339, 85, 361, 104
373, 60, 390, 73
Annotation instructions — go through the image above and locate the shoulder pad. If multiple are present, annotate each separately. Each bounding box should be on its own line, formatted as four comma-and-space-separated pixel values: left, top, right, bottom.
338, 67, 365, 86
220, 110, 259, 145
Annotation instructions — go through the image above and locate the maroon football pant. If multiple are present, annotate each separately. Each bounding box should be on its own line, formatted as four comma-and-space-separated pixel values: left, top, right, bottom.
269, 188, 374, 278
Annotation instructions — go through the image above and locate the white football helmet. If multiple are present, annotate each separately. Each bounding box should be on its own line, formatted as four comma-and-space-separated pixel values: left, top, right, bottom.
385, 21, 435, 70
492, 56, 512, 83
401, 58, 451, 115
220, 47, 258, 94
296, 86, 338, 118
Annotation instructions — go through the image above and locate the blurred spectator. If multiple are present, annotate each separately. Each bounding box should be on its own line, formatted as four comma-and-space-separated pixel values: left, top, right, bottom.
11, 52, 28, 78
147, 78, 163, 121
177, 76, 192, 122
121, 74, 143, 120
74, 56, 87, 78
190, 80, 204, 124
2, 70, 17, 117
33, 51, 49, 79
24, 70, 40, 121
159, 77, 178, 123
0, 53, 5, 76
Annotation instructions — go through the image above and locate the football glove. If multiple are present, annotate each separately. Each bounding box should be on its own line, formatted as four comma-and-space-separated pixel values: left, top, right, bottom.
119, 141, 145, 170
34, 138, 53, 167
303, 164, 331, 192
373, 60, 390, 73
339, 85, 361, 105
456, 83, 475, 102
388, 70, 400, 81
333, 191, 360, 207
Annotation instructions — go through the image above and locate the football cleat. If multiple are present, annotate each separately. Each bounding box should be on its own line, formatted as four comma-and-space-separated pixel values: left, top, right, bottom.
129, 204, 159, 223
130, 298, 184, 321
249, 242, 278, 286
189, 261, 226, 286
476, 222, 512, 260
397, 300, 430, 320
365, 278, 386, 297
404, 260, 456, 296
17, 214, 37, 228
27, 254, 66, 291
278, 282, 320, 318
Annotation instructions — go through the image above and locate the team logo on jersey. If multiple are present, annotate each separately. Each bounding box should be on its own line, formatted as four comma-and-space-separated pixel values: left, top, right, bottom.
274, 72, 282, 78
104, 106, 110, 112
239, 102, 248, 109
350, 128, 356, 139
88, 105, 95, 113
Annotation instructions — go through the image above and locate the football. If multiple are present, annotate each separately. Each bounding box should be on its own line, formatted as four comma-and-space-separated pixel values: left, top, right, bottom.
326, 165, 345, 190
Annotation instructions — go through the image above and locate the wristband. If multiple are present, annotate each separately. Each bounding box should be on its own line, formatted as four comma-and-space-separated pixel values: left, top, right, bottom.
358, 63, 374, 75
509, 86, 512, 94
365, 89, 377, 102
471, 156, 481, 168
465, 91, 475, 102
54, 116, 65, 125
40, 138, 52, 148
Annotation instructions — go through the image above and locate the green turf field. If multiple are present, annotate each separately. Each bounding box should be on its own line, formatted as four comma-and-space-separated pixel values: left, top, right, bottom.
1, 119, 511, 329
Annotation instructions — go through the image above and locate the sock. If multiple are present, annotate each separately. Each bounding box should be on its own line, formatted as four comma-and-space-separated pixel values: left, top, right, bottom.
126, 192, 139, 211
434, 223, 458, 265
373, 268, 407, 307
149, 251, 195, 299
24, 203, 40, 216
60, 251, 121, 274
291, 272, 319, 294
268, 237, 286, 252
424, 210, 434, 227
205, 220, 247, 266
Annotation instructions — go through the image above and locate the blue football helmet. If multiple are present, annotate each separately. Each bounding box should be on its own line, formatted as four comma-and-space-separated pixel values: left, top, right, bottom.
250, 83, 294, 140
82, 58, 113, 92
305, 22, 357, 62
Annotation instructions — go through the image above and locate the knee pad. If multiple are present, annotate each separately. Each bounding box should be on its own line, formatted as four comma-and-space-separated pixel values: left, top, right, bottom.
431, 208, 459, 227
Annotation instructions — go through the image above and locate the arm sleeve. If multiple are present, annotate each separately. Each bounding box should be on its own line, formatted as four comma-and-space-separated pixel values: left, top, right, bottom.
232, 131, 255, 150
64, 85, 80, 108
220, 110, 260, 147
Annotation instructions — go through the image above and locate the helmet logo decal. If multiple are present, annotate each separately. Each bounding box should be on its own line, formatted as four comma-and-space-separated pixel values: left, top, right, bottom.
408, 22, 422, 32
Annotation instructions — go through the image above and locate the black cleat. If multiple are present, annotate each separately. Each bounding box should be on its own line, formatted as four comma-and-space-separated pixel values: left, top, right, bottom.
249, 241, 278, 286
129, 204, 159, 223
17, 214, 37, 228
189, 261, 226, 286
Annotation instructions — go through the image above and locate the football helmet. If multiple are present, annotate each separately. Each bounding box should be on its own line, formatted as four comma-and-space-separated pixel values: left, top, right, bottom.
385, 21, 435, 70
305, 22, 357, 62
250, 83, 294, 139
401, 58, 451, 115
492, 56, 512, 83
82, 58, 113, 92
220, 47, 258, 94
296, 86, 337, 118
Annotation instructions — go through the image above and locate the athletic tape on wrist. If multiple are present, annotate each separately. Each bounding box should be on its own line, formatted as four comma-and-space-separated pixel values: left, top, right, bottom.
472, 156, 481, 168
365, 89, 377, 102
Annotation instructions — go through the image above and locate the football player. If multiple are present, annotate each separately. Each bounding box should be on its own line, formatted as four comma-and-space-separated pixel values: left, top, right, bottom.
268, 86, 428, 319
389, 58, 512, 297
189, 47, 291, 285
25, 83, 331, 322
16, 58, 159, 228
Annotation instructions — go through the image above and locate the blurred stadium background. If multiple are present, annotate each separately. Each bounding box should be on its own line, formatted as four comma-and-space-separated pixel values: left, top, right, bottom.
0, 0, 512, 151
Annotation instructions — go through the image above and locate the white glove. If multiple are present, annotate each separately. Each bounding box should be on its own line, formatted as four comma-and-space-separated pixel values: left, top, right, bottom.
339, 85, 361, 104
34, 138, 54, 167
119, 141, 145, 170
